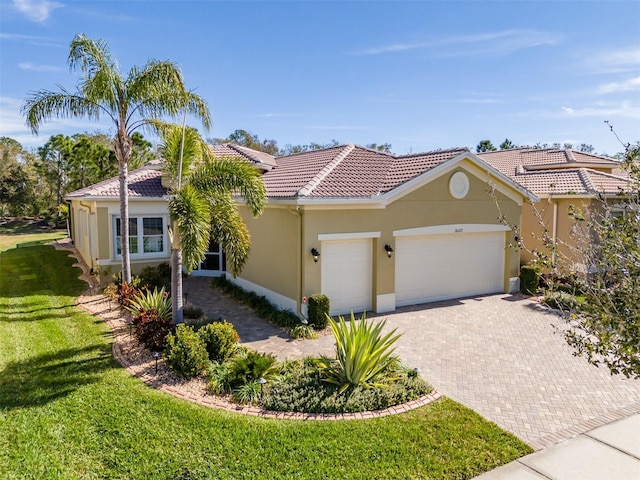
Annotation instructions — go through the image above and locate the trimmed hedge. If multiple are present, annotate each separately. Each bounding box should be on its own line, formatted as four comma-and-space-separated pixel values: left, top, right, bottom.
520, 265, 540, 295
308, 294, 330, 330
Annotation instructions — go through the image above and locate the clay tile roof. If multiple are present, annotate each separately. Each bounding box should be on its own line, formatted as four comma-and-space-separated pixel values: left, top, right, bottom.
211, 144, 277, 169
65, 167, 165, 199
512, 169, 630, 196
383, 148, 469, 193
261, 145, 468, 199
261, 145, 350, 197
479, 148, 626, 196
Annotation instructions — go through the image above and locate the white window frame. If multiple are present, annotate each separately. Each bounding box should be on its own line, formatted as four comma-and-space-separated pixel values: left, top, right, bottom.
112, 215, 168, 260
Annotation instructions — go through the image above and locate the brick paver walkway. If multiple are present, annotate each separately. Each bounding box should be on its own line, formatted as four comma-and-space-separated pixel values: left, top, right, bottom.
185, 277, 640, 450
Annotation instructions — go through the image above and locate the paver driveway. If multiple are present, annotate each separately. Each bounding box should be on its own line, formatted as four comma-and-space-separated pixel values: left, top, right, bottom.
186, 278, 640, 450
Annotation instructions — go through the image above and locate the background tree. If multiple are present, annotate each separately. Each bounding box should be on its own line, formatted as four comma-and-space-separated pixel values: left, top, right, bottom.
279, 139, 340, 155
556, 140, 640, 377
68, 133, 117, 190
37, 134, 73, 208
0, 137, 39, 218
476, 139, 497, 152
365, 143, 393, 153
160, 125, 266, 323
22, 33, 210, 283
213, 129, 279, 155
499, 138, 517, 150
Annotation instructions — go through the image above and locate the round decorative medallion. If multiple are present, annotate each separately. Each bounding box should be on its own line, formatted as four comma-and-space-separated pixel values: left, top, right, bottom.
449, 171, 469, 199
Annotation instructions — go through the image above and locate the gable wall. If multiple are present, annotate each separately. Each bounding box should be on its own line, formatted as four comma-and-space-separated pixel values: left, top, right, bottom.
520, 197, 594, 268
302, 170, 521, 303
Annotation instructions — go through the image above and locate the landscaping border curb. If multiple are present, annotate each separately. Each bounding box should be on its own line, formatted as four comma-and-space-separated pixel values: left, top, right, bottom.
52, 239, 443, 420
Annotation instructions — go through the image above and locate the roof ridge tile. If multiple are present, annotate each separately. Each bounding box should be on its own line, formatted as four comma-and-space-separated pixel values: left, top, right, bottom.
577, 168, 596, 193
297, 144, 355, 197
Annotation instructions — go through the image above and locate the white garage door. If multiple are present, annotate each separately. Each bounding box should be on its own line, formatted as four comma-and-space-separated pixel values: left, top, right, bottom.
395, 231, 505, 306
321, 239, 372, 315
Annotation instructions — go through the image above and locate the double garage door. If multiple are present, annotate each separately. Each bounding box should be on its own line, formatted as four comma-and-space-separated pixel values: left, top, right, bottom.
395, 231, 505, 306
321, 231, 505, 314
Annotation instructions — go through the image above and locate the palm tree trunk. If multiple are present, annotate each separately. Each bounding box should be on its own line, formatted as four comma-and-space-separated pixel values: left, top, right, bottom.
119, 160, 131, 284
171, 244, 184, 324
115, 127, 133, 284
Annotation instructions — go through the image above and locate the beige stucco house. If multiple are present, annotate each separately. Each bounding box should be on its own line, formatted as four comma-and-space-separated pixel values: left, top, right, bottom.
479, 148, 630, 268
66, 144, 536, 317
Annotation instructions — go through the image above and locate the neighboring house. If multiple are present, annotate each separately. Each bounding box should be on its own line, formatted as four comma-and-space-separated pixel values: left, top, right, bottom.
479, 148, 631, 267
66, 144, 536, 316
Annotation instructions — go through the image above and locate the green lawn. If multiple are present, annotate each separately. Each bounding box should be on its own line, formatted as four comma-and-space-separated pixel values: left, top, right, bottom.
0, 231, 532, 479
0, 219, 66, 251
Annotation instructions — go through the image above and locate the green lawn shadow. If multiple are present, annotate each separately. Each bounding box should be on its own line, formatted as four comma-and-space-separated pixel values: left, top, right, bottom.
0, 344, 115, 410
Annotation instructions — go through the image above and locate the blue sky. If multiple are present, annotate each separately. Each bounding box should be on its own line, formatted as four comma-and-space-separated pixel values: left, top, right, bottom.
1, 0, 639, 156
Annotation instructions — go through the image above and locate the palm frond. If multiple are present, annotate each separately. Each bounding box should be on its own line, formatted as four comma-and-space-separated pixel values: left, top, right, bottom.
207, 193, 252, 276
190, 157, 266, 217
168, 185, 211, 272
68, 34, 121, 112
22, 89, 104, 133
127, 61, 211, 130
158, 124, 204, 181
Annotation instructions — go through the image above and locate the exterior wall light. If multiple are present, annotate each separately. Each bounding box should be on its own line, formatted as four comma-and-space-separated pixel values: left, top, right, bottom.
384, 244, 394, 258
311, 248, 320, 263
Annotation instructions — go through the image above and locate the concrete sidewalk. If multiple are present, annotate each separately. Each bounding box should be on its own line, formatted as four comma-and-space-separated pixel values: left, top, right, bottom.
476, 413, 640, 479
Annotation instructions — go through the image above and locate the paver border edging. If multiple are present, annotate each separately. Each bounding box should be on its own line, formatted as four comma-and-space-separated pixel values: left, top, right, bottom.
51, 239, 442, 420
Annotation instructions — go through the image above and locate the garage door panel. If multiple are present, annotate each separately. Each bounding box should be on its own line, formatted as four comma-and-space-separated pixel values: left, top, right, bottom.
396, 232, 504, 306
321, 239, 372, 315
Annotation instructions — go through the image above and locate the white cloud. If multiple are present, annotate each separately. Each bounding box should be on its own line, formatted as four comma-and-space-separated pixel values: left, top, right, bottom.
598, 76, 640, 94
13, 0, 63, 22
586, 47, 640, 74
560, 101, 640, 119
353, 30, 560, 57
18, 62, 64, 73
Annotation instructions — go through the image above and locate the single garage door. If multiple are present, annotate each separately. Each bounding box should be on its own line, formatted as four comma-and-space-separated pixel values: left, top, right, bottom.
321, 239, 372, 315
395, 231, 505, 306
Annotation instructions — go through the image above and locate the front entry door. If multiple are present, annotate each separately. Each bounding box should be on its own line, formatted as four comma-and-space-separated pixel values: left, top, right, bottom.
191, 239, 226, 277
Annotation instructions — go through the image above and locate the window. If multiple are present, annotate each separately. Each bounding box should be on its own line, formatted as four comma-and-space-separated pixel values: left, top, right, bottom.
114, 216, 165, 257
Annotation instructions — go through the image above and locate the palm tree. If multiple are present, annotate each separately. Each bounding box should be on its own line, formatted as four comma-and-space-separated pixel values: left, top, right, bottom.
22, 34, 210, 283
159, 125, 266, 323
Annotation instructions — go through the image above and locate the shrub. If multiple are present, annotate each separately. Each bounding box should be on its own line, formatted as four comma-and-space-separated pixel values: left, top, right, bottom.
318, 313, 401, 393
198, 321, 239, 362
542, 291, 582, 311
207, 361, 234, 395
290, 324, 318, 339
228, 350, 278, 385
233, 381, 262, 404
520, 265, 540, 295
113, 272, 143, 289
125, 287, 172, 322
263, 359, 431, 413
117, 282, 139, 309
183, 304, 204, 320
103, 283, 118, 300
138, 263, 171, 290
308, 294, 330, 330
135, 312, 173, 351
164, 325, 209, 378
206, 349, 279, 403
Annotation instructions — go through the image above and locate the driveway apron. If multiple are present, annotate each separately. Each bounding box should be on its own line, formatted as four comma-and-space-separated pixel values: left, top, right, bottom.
185, 277, 640, 450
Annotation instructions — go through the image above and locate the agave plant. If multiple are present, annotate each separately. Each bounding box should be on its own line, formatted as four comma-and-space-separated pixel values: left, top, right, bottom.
320, 312, 401, 393
125, 286, 172, 322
